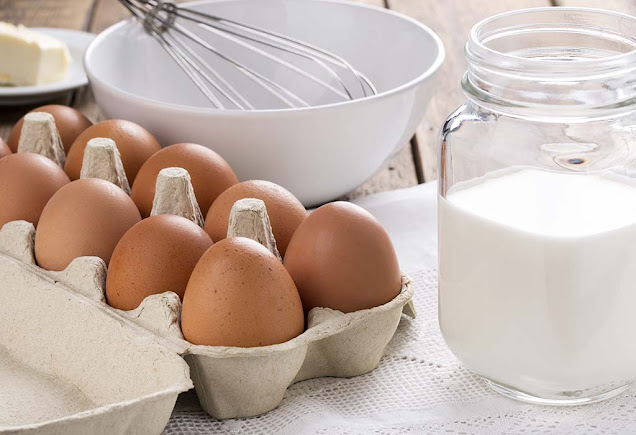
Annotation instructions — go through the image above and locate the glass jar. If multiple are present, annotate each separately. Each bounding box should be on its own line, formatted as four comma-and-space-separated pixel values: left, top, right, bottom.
438, 8, 636, 405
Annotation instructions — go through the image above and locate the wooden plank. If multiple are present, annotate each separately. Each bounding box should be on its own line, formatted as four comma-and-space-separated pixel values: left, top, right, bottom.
0, 0, 95, 143
74, 0, 419, 199
346, 146, 419, 200
555, 0, 636, 14
387, 0, 552, 182
0, 0, 94, 29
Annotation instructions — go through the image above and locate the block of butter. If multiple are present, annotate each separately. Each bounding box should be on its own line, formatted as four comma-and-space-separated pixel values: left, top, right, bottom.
0, 22, 71, 86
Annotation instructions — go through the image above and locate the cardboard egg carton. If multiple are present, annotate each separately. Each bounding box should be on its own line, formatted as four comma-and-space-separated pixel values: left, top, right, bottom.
0, 219, 414, 423
0, 220, 192, 435
1, 128, 415, 429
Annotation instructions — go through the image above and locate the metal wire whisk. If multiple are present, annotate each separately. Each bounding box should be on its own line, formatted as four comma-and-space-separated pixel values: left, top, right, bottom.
118, 0, 377, 110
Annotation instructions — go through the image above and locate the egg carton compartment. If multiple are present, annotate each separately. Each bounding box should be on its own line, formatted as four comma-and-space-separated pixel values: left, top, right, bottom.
0, 216, 414, 422
0, 220, 192, 435
184, 275, 414, 419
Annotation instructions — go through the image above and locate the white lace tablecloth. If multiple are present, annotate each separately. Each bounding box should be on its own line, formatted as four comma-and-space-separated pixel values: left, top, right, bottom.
164, 182, 636, 434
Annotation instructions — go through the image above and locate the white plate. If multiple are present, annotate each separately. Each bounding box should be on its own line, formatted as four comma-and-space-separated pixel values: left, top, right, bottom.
0, 28, 94, 106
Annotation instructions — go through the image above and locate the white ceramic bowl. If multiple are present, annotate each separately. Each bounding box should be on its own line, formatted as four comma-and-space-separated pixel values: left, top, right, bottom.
85, 0, 444, 206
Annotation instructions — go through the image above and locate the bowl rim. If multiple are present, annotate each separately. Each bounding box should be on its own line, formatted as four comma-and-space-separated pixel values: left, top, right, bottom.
84, 0, 445, 115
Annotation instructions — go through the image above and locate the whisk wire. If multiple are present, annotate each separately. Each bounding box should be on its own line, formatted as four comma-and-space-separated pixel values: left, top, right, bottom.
140, 1, 312, 108
117, 0, 377, 110
156, 29, 227, 108
173, 22, 310, 107
170, 33, 253, 109
178, 7, 377, 97
197, 23, 352, 100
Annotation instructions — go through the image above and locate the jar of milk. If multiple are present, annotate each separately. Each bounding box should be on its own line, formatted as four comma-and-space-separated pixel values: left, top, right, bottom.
438, 7, 636, 405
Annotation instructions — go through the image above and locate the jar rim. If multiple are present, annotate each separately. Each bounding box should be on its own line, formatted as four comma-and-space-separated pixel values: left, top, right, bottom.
463, 7, 636, 119
466, 7, 636, 78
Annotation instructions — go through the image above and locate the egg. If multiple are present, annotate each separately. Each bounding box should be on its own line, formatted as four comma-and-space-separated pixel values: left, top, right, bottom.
284, 201, 401, 313
7, 105, 92, 153
0, 138, 11, 158
64, 120, 161, 183
35, 178, 141, 271
204, 180, 307, 256
181, 237, 304, 347
0, 153, 70, 229
106, 215, 213, 311
131, 143, 238, 218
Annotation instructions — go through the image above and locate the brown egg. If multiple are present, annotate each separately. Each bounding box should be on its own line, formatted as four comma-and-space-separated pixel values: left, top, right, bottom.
0, 138, 11, 158
7, 105, 92, 153
204, 181, 307, 256
35, 178, 141, 271
0, 153, 70, 229
284, 201, 401, 313
131, 143, 238, 218
182, 237, 304, 347
64, 120, 161, 183
106, 215, 213, 311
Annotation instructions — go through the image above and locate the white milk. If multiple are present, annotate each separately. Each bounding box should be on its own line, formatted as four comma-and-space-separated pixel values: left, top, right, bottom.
439, 167, 636, 400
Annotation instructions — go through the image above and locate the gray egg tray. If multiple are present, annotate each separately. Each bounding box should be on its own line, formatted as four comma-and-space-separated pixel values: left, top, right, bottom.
0, 219, 414, 431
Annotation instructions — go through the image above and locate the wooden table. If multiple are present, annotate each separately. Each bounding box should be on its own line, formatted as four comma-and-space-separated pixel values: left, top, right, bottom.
1, 0, 634, 200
